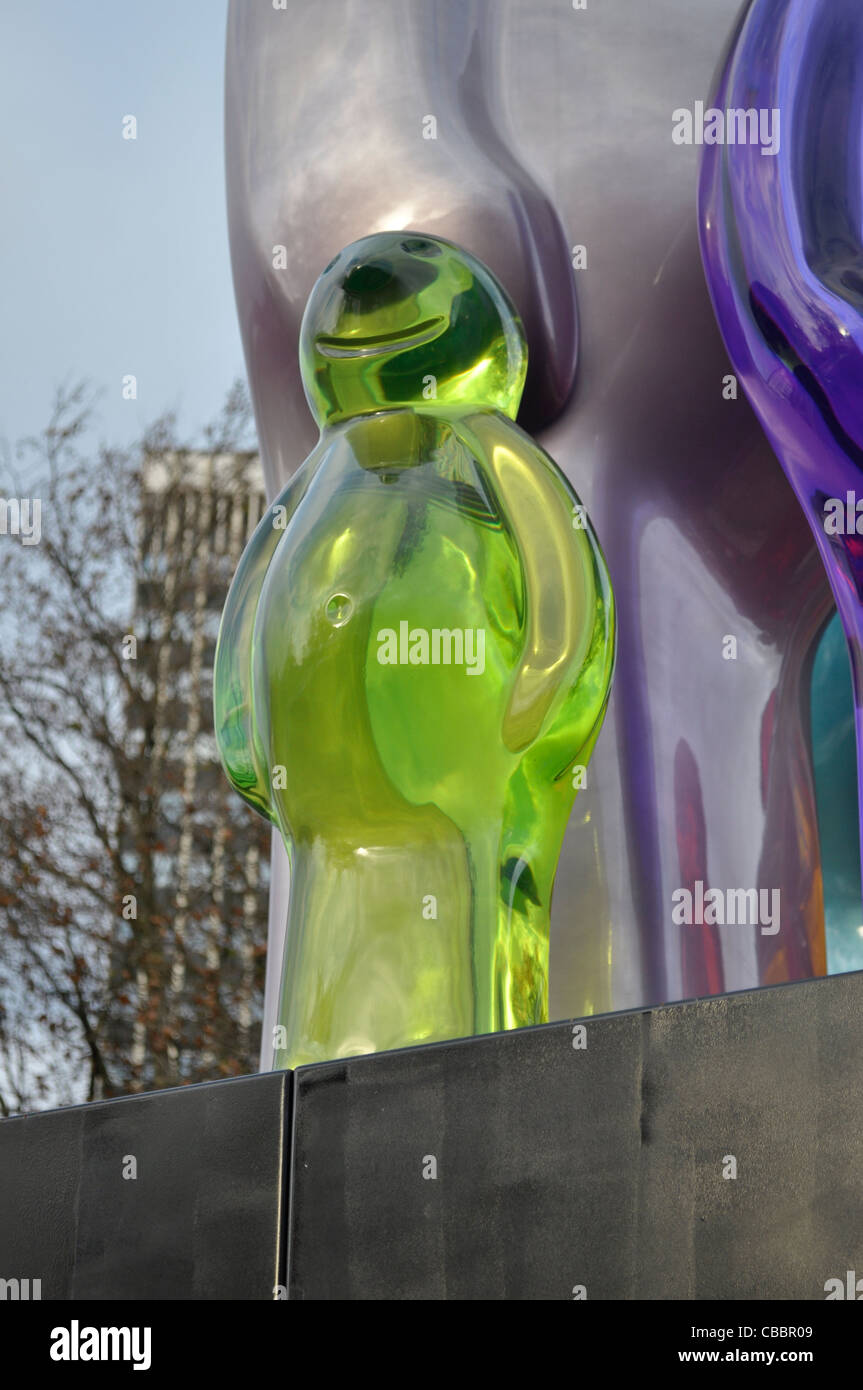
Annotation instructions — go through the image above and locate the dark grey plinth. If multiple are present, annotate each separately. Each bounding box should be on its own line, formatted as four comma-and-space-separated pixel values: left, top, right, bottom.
0, 1071, 290, 1300
3, 972, 863, 1299
288, 972, 863, 1300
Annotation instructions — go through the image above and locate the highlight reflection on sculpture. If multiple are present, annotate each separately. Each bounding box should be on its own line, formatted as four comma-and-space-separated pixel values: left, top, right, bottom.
214, 232, 615, 1068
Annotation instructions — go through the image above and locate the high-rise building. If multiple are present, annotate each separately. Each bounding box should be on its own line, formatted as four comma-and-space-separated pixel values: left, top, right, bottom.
119, 450, 271, 1084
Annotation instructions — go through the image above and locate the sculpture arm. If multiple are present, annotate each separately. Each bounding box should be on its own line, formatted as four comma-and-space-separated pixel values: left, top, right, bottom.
468, 412, 614, 755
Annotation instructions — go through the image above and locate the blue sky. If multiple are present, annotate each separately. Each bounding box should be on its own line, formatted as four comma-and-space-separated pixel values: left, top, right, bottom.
0, 0, 241, 454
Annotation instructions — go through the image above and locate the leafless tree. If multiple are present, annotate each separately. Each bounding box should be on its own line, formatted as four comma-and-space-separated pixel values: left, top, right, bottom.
0, 381, 270, 1113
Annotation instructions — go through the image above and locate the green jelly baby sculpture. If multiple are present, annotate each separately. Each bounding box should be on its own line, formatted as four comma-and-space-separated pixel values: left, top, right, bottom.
214, 232, 615, 1069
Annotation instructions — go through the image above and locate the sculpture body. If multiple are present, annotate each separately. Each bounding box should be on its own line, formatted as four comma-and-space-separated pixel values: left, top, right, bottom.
215, 233, 614, 1067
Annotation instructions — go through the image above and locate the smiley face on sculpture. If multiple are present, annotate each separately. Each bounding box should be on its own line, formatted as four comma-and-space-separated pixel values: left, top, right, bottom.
299, 231, 528, 423
214, 232, 615, 1068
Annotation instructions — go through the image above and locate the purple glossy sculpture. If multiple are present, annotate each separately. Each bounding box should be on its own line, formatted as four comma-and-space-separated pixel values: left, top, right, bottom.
699, 0, 863, 904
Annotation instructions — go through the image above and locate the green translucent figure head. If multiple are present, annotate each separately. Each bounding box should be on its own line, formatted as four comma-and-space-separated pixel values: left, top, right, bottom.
299, 232, 528, 427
